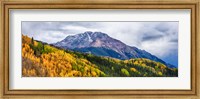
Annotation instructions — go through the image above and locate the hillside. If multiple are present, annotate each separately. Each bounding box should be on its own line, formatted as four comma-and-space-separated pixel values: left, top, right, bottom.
22, 35, 178, 77
53, 31, 176, 68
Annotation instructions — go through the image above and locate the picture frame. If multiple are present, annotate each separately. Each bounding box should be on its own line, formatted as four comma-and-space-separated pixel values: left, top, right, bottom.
0, 0, 199, 98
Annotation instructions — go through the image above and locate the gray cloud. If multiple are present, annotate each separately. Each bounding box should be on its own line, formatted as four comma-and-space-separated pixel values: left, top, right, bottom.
22, 21, 178, 66
169, 38, 178, 43
141, 35, 163, 42
155, 23, 171, 32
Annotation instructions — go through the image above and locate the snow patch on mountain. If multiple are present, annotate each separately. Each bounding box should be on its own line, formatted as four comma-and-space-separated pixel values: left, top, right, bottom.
86, 32, 93, 42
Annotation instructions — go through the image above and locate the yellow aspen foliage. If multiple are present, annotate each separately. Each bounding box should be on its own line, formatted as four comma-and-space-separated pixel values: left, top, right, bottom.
91, 71, 97, 77
22, 35, 105, 77
158, 71, 163, 76
124, 60, 129, 64
33, 41, 38, 46
22, 68, 27, 76
130, 67, 137, 72
133, 61, 139, 65
22, 35, 31, 44
22, 35, 175, 77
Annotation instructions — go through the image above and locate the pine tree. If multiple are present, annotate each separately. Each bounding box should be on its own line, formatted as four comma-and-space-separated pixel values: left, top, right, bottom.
31, 37, 34, 44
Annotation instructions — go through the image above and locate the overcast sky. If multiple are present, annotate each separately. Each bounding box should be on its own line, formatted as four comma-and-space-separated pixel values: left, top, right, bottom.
22, 21, 178, 66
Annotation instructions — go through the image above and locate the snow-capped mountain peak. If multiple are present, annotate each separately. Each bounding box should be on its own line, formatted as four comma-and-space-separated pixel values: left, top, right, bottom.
53, 31, 175, 68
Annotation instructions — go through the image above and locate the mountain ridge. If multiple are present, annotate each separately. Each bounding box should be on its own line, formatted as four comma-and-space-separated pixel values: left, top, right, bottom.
53, 31, 176, 68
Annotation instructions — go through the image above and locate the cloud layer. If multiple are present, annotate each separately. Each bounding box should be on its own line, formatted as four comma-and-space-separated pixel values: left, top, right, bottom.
22, 21, 178, 66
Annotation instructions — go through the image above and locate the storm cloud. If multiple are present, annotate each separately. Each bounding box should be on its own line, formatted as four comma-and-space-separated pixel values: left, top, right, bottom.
22, 21, 178, 66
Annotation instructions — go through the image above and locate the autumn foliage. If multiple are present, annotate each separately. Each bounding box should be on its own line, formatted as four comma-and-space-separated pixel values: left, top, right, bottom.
22, 35, 178, 77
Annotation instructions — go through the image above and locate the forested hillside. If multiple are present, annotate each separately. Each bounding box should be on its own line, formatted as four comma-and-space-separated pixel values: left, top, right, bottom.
22, 35, 178, 77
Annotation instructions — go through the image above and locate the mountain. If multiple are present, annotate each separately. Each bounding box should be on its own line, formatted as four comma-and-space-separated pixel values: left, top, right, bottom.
22, 35, 178, 77
53, 31, 175, 68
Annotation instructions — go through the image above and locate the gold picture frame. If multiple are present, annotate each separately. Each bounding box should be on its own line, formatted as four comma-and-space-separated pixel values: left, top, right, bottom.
0, 0, 199, 98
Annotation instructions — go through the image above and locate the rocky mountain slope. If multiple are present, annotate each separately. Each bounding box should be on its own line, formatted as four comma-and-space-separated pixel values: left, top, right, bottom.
54, 31, 175, 68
